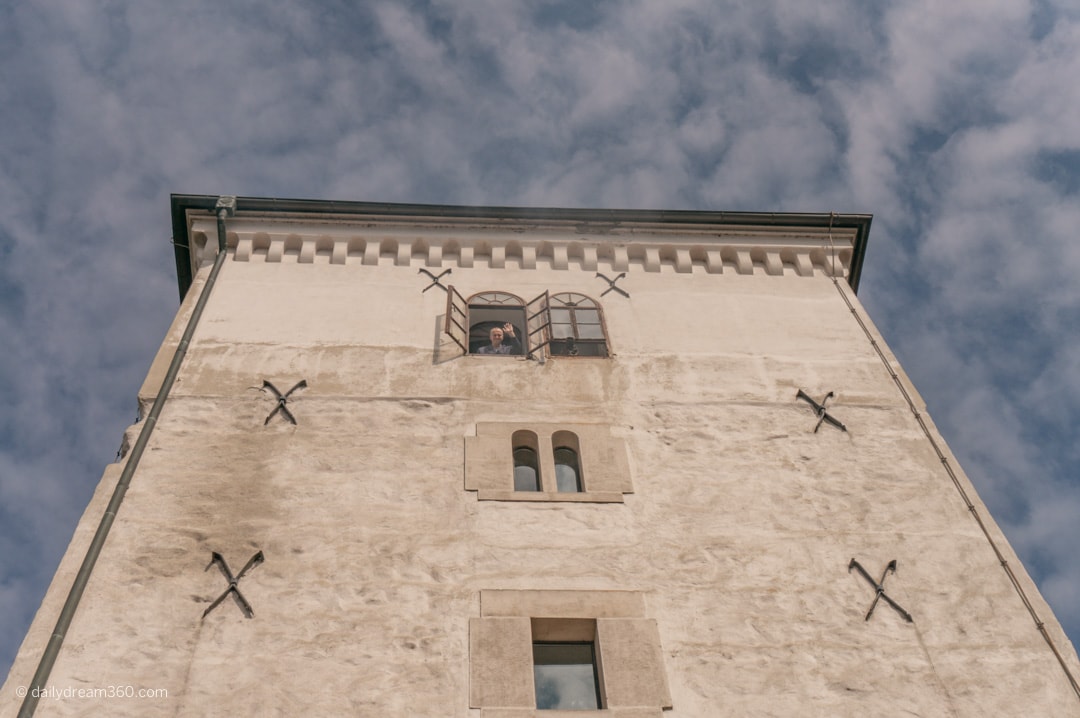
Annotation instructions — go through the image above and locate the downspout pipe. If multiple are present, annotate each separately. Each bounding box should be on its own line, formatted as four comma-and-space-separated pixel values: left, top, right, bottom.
18, 196, 237, 717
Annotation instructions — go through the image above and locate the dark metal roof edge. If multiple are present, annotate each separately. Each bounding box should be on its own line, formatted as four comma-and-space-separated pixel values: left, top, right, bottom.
170, 194, 873, 298
170, 194, 216, 302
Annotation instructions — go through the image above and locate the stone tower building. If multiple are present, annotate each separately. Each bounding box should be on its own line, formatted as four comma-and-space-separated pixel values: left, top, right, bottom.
3, 195, 1078, 716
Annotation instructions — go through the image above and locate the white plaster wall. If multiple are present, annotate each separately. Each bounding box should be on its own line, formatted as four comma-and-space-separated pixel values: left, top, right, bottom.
4, 250, 1078, 717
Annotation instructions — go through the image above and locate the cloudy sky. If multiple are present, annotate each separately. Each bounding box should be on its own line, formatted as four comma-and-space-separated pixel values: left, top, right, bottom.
2, 0, 1079, 680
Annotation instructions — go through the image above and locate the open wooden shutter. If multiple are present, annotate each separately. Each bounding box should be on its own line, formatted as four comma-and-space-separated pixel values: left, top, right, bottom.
596, 618, 672, 709
470, 617, 535, 708
444, 284, 468, 355
525, 290, 552, 357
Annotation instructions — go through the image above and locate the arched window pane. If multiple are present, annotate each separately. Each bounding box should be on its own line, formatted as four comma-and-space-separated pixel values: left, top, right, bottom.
552, 322, 574, 339
575, 309, 601, 324
577, 323, 605, 339
553, 447, 581, 493
514, 447, 540, 491
550, 293, 597, 309
470, 291, 524, 306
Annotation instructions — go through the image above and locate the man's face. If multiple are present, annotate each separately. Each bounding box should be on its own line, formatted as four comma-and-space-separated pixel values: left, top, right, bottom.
490, 328, 504, 345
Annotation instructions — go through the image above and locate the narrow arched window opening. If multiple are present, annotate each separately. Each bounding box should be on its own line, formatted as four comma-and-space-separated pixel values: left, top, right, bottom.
551, 430, 583, 493
512, 430, 542, 492
514, 448, 541, 492
553, 447, 581, 493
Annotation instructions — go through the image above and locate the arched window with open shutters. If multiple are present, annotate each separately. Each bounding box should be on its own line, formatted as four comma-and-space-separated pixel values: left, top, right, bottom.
443, 289, 608, 359
548, 293, 608, 357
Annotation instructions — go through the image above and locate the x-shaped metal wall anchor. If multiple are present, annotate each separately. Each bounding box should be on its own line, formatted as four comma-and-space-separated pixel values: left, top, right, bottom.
596, 272, 629, 298
203, 551, 264, 619
796, 390, 847, 432
262, 380, 307, 425
848, 558, 913, 623
418, 267, 451, 293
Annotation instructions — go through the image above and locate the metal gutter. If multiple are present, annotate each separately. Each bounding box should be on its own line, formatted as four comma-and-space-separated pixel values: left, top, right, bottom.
830, 273, 1080, 703
19, 197, 237, 718
170, 194, 872, 300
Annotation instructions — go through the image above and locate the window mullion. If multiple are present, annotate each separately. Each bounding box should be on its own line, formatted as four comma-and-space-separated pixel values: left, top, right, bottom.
568, 307, 580, 339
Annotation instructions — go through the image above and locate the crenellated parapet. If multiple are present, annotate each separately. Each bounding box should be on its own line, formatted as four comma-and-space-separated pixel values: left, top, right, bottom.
184, 207, 865, 285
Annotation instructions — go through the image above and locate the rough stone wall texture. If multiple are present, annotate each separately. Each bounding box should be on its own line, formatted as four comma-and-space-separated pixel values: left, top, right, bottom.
3, 253, 1079, 717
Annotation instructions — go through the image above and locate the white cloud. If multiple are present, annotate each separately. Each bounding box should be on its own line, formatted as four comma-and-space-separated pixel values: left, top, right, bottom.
2, 0, 1079, 684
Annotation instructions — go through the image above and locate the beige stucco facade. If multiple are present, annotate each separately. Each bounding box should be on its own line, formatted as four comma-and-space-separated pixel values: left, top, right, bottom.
3, 199, 1078, 716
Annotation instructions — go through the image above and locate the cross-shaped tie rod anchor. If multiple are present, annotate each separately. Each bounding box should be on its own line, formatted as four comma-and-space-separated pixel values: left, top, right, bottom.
848, 558, 913, 623
262, 380, 307, 425
796, 390, 847, 433
418, 267, 451, 293
203, 551, 264, 619
596, 272, 629, 298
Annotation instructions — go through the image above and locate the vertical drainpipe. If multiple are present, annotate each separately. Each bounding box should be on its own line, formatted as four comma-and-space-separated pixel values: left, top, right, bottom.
18, 196, 237, 718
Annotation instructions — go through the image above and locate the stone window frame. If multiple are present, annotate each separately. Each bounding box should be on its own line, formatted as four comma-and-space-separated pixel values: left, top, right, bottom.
470, 589, 672, 717
465, 423, 633, 503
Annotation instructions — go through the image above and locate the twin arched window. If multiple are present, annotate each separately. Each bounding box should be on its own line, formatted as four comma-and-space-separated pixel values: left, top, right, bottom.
512, 430, 583, 493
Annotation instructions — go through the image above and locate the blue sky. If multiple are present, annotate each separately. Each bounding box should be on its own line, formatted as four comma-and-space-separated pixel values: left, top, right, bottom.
2, 0, 1079, 680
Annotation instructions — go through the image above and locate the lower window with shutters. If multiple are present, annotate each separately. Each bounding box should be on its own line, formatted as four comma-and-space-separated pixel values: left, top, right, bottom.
470, 590, 672, 716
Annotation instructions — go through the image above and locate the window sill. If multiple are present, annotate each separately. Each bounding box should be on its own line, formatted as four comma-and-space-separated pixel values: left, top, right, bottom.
477, 490, 625, 504
480, 709, 663, 717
